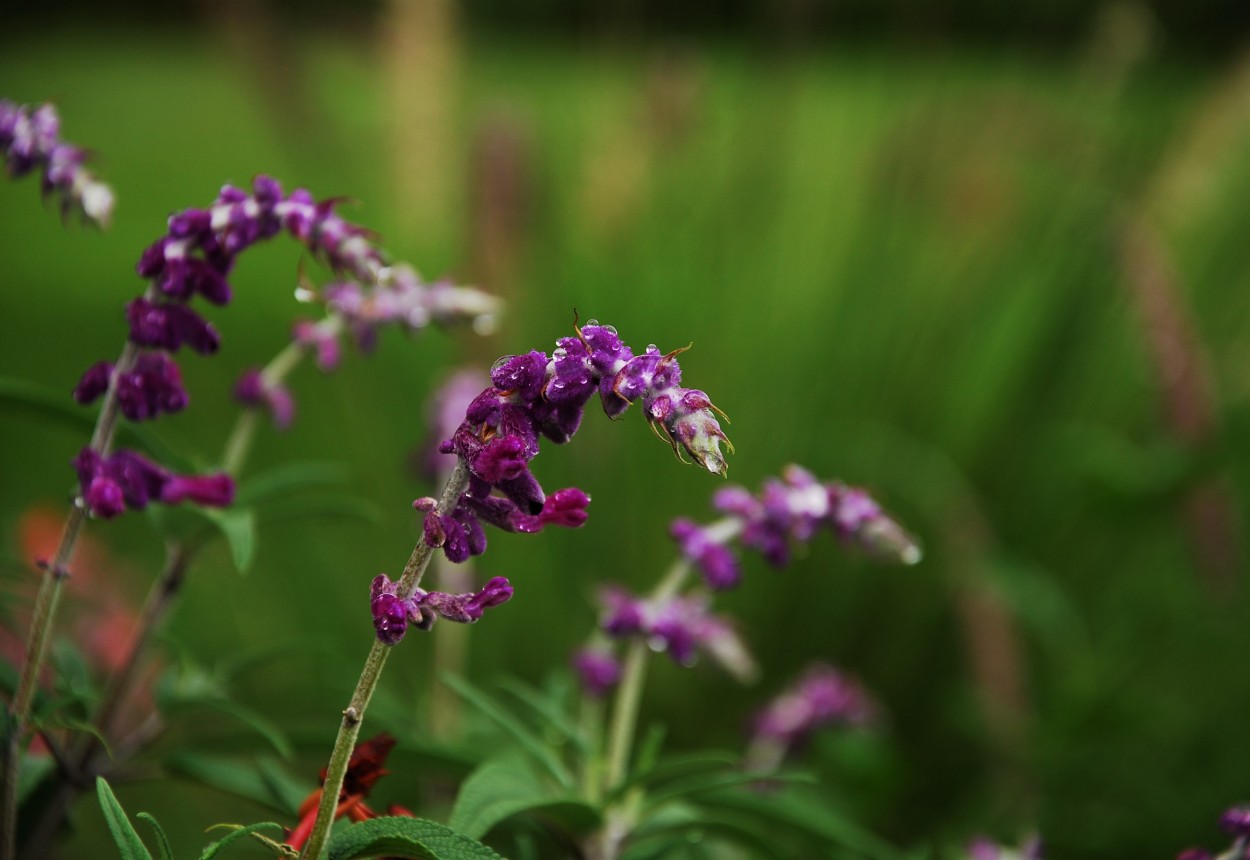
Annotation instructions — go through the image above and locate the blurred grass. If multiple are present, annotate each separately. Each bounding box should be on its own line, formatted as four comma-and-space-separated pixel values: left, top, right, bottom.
2, 22, 1250, 859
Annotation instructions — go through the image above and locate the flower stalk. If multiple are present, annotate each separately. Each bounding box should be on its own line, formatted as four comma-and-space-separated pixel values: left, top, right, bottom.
299, 460, 470, 860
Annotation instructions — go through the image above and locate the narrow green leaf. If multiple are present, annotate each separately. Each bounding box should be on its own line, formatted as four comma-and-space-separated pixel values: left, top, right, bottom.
136, 813, 174, 860
440, 674, 574, 789
643, 769, 813, 811
699, 788, 907, 860
604, 751, 738, 802
233, 461, 350, 505
495, 679, 589, 754
0, 378, 195, 471
166, 753, 301, 814
448, 758, 600, 840
327, 816, 505, 860
96, 777, 154, 860
162, 697, 293, 758
199, 821, 286, 859
201, 507, 258, 573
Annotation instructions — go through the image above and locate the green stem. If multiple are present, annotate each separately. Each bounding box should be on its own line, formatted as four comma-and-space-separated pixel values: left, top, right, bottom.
221, 339, 310, 475
300, 460, 470, 860
1, 340, 140, 860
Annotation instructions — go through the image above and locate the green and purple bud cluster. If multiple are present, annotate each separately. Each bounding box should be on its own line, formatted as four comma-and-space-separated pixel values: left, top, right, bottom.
0, 100, 114, 226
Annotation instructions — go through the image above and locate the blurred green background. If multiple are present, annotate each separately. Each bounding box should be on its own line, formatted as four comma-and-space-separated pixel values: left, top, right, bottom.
4, 1, 1250, 857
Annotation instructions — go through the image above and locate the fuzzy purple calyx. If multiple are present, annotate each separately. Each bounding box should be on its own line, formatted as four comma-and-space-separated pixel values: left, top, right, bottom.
126, 298, 220, 355
752, 664, 874, 747
572, 646, 622, 697
113, 353, 189, 421
73, 361, 114, 405
369, 572, 514, 644
73, 447, 234, 519
670, 518, 741, 590
1219, 806, 1250, 837
233, 367, 295, 430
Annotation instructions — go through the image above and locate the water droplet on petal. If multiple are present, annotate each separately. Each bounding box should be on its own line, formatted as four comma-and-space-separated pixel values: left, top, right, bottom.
586, 318, 599, 327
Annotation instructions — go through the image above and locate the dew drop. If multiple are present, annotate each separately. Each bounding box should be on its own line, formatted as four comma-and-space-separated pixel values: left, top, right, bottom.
586, 318, 599, 327
490, 354, 515, 374
603, 324, 617, 336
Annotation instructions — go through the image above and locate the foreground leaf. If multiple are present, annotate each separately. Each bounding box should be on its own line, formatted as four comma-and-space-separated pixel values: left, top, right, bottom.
96, 777, 153, 860
448, 758, 600, 840
136, 813, 174, 860
200, 821, 287, 859
327, 817, 505, 860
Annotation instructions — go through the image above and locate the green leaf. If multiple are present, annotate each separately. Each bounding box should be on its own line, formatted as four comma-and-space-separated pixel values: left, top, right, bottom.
448, 758, 600, 840
96, 777, 154, 860
161, 696, 292, 758
495, 678, 588, 754
642, 769, 813, 811
136, 813, 174, 860
327, 816, 505, 860
166, 753, 303, 814
440, 674, 574, 789
199, 821, 287, 859
233, 461, 350, 505
200, 506, 258, 574
605, 751, 738, 801
698, 787, 907, 860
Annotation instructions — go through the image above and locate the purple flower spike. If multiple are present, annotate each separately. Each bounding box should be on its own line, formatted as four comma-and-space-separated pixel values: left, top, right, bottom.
597, 587, 756, 681
670, 518, 741, 590
572, 646, 622, 697
74, 447, 232, 519
0, 100, 114, 226
751, 664, 875, 748
234, 367, 295, 430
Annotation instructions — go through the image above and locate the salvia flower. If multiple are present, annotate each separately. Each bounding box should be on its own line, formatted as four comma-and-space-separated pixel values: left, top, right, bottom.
73, 448, 233, 519
73, 354, 189, 421
571, 645, 623, 697
596, 586, 756, 682
370, 573, 514, 645
751, 663, 875, 749
0, 99, 114, 226
428, 321, 730, 563
1181, 805, 1250, 860
234, 367, 295, 429
671, 464, 921, 590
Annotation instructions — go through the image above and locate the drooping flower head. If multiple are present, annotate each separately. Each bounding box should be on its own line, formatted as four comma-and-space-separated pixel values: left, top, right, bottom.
73, 449, 233, 520
370, 573, 514, 646
0, 99, 114, 226
750, 663, 875, 749
425, 321, 731, 564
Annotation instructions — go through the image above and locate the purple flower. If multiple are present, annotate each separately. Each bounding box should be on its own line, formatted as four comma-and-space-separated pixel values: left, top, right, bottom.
234, 367, 295, 430
1220, 807, 1250, 837
112, 353, 189, 421
670, 518, 741, 590
596, 587, 756, 681
964, 837, 1042, 860
0, 100, 114, 226
751, 664, 875, 748
572, 646, 622, 697
126, 298, 220, 354
369, 573, 514, 645
428, 322, 731, 564
73, 447, 234, 519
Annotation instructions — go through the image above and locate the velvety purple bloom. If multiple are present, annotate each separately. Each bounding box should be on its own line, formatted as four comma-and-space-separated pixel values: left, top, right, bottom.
112, 353, 189, 421
126, 298, 220, 354
73, 361, 114, 405
292, 319, 342, 371
596, 587, 756, 681
73, 447, 234, 519
670, 518, 741, 590
419, 483, 588, 563
369, 572, 514, 645
430, 322, 730, 563
752, 664, 874, 748
1220, 807, 1250, 837
700, 465, 921, 573
234, 367, 295, 429
572, 646, 622, 697
0, 100, 114, 226
421, 369, 490, 481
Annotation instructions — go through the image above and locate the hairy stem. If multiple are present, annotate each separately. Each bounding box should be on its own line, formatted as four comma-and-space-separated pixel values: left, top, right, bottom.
2, 340, 140, 860
300, 460, 469, 860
